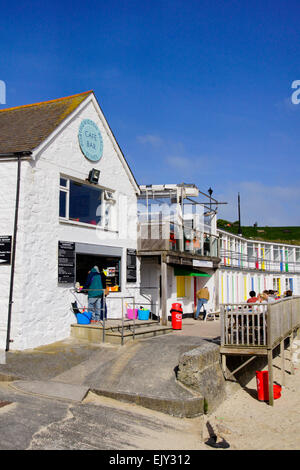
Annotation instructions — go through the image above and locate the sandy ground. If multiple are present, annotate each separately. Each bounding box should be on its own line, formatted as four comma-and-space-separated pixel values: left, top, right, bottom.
204, 354, 300, 450
178, 317, 300, 450
84, 319, 300, 450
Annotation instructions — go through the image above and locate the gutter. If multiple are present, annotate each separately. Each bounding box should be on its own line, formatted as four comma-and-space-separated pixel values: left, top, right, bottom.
0, 151, 32, 351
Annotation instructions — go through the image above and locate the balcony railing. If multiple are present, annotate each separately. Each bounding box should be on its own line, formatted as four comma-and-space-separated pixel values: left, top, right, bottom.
220, 297, 300, 349
220, 249, 300, 273
138, 220, 219, 257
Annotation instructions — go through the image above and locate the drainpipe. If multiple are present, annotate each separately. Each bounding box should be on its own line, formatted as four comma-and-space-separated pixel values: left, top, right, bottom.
0, 151, 32, 351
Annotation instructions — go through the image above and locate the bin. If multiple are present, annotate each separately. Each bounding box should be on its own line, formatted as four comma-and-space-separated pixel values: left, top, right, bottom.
126, 308, 138, 319
76, 311, 92, 325
138, 309, 150, 320
256, 370, 282, 401
170, 303, 182, 330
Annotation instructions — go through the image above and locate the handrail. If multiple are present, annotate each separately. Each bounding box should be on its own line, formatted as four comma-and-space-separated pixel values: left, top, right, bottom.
137, 220, 219, 256
221, 297, 300, 349
220, 248, 300, 272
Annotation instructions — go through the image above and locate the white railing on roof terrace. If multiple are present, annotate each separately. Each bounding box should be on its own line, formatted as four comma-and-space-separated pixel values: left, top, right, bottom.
138, 220, 219, 257
220, 249, 300, 273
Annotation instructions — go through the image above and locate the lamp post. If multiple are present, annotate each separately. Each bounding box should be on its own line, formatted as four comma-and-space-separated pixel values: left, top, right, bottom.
238, 192, 242, 236
208, 187, 213, 211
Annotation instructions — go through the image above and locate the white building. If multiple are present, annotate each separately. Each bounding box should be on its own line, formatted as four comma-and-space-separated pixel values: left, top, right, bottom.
1, 91, 300, 352
218, 229, 300, 303
137, 184, 220, 320
0, 91, 140, 350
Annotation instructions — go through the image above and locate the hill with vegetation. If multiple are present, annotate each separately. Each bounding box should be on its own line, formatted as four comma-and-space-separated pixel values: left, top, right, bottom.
217, 219, 300, 246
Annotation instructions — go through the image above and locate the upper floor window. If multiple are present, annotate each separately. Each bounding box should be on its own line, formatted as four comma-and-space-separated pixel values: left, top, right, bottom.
59, 177, 115, 229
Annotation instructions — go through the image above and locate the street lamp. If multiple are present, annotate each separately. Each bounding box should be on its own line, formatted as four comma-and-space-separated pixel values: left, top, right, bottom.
204, 188, 214, 217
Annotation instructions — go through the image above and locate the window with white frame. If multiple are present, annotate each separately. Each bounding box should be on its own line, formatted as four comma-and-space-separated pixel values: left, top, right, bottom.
59, 177, 115, 229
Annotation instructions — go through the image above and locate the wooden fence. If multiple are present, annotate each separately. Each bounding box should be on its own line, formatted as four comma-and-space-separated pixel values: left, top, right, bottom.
220, 297, 300, 405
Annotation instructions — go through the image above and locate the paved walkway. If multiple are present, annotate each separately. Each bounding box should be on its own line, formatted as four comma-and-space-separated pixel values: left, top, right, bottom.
0, 318, 221, 417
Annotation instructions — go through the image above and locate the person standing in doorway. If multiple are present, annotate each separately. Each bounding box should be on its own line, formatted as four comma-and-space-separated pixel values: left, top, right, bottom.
84, 266, 104, 323
194, 286, 210, 320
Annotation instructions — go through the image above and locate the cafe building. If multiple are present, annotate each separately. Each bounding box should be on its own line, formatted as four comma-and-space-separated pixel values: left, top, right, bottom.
0, 91, 140, 350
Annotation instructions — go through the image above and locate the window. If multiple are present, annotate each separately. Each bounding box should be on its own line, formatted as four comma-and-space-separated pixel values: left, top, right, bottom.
247, 243, 254, 259
59, 178, 69, 218
273, 246, 280, 261
59, 177, 115, 229
69, 180, 102, 225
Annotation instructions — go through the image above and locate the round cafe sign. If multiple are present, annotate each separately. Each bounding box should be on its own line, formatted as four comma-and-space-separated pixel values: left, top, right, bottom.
78, 119, 103, 162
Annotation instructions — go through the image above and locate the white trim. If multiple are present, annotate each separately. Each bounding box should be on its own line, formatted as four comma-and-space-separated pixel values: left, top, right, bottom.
217, 228, 300, 249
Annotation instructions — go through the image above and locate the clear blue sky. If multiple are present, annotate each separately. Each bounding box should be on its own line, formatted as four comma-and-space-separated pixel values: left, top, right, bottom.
1, 0, 300, 226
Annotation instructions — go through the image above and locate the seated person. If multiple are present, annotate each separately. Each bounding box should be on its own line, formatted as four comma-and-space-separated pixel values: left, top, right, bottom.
267, 290, 276, 302
247, 290, 258, 303
257, 293, 268, 303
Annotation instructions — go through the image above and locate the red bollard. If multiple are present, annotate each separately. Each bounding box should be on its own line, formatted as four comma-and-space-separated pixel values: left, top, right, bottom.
171, 303, 182, 330
256, 370, 269, 401
256, 371, 282, 401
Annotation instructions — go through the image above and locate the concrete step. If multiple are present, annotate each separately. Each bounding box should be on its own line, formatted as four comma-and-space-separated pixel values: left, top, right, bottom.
105, 325, 174, 344
74, 319, 159, 332
71, 322, 173, 344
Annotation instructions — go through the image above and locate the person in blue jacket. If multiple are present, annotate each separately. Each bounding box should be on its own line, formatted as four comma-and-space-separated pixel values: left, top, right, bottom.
84, 266, 106, 323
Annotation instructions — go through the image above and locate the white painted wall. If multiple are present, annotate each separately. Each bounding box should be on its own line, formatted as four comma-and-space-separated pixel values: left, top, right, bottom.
0, 97, 139, 350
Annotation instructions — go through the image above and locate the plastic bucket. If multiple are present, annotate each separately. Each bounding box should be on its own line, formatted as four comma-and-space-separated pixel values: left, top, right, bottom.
127, 308, 138, 319
76, 311, 92, 325
273, 384, 282, 399
138, 309, 150, 320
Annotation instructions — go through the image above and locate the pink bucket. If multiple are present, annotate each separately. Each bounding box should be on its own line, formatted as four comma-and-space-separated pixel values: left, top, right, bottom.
126, 308, 138, 319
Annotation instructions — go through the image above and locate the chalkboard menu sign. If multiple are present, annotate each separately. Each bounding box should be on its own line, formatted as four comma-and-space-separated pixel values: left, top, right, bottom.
126, 248, 137, 283
0, 236, 12, 265
58, 241, 75, 283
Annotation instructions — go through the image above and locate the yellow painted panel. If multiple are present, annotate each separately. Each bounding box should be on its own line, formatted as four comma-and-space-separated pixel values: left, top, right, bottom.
176, 276, 185, 297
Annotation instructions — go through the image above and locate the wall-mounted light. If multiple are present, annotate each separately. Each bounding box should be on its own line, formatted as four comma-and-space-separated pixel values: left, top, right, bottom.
87, 168, 100, 184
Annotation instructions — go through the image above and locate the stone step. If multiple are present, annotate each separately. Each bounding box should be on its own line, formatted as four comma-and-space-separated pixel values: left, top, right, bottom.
72, 319, 160, 332
105, 325, 174, 344
71, 322, 173, 344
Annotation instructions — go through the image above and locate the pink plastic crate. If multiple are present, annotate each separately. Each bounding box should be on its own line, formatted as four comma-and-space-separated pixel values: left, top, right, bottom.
126, 308, 138, 319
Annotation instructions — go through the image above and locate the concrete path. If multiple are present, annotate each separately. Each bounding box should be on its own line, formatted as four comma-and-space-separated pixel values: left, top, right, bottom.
0, 319, 221, 417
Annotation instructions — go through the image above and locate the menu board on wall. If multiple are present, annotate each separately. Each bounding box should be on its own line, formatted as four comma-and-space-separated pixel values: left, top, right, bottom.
0, 236, 12, 265
58, 241, 75, 283
126, 248, 137, 283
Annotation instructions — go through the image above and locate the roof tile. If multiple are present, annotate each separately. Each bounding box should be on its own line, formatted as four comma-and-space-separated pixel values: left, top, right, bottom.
0, 91, 93, 154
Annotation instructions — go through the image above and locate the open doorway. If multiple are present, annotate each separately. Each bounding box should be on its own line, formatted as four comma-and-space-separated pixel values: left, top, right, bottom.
76, 253, 121, 292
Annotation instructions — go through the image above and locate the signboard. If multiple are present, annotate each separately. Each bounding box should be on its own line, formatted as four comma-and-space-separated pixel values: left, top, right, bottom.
0, 236, 12, 265
193, 259, 213, 268
106, 267, 116, 277
127, 248, 137, 283
78, 119, 103, 162
58, 241, 75, 283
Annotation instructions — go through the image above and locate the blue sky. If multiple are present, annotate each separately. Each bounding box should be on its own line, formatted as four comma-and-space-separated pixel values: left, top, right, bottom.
1, 0, 300, 226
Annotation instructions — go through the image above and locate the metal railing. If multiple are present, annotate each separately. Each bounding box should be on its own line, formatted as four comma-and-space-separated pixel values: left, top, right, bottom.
138, 220, 219, 257
71, 287, 160, 345
220, 248, 300, 273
